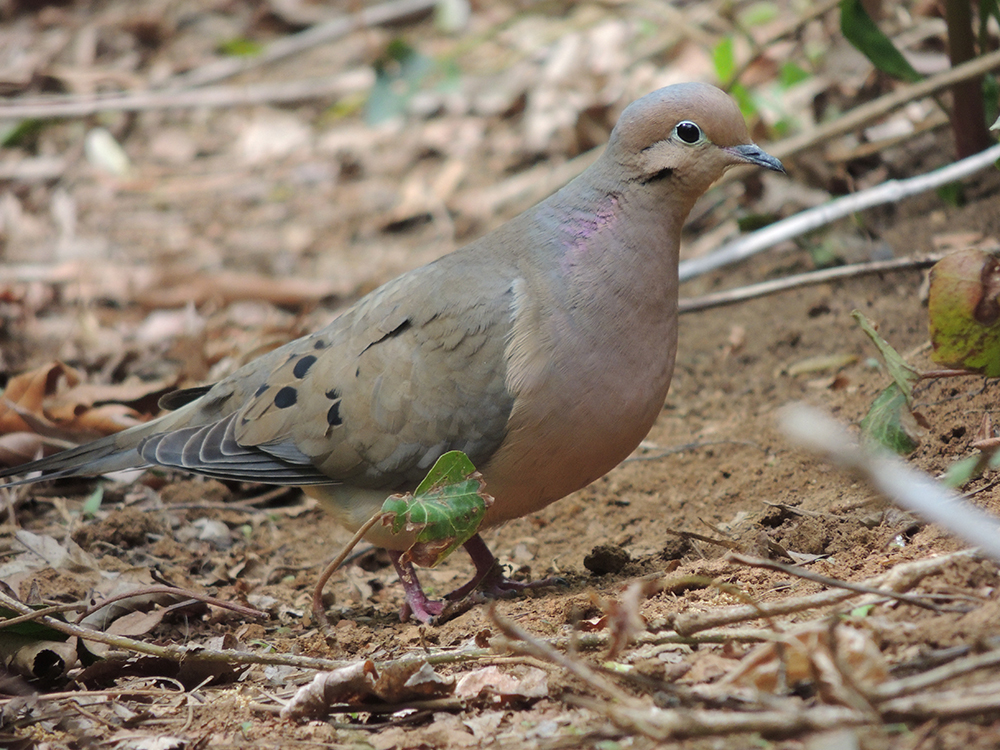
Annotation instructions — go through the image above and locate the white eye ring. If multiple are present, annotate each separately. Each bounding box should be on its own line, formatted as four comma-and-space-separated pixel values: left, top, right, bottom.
674, 121, 703, 144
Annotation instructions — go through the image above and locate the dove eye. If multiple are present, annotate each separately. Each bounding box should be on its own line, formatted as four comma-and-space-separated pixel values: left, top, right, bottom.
674, 121, 703, 144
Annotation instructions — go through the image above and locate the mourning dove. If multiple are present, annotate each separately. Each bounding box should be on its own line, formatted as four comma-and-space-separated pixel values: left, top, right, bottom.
1, 83, 783, 622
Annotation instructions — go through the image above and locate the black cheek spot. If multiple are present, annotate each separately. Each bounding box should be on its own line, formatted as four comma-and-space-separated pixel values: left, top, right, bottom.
326, 401, 342, 426
274, 386, 298, 409
293, 355, 317, 379
254, 383, 269, 399
325, 388, 341, 400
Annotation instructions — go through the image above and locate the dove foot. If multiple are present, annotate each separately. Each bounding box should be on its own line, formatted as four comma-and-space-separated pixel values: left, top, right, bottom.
392, 534, 565, 624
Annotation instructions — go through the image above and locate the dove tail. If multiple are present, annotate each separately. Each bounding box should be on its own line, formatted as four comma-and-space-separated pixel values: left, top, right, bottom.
0, 405, 194, 485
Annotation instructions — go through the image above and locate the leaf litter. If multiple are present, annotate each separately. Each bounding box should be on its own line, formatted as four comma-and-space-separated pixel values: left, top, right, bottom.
2, 0, 1000, 748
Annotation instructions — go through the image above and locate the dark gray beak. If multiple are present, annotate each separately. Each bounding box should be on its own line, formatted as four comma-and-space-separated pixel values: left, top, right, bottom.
726, 143, 785, 173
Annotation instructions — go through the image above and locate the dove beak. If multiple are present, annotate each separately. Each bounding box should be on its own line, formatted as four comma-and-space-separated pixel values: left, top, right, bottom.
726, 143, 785, 173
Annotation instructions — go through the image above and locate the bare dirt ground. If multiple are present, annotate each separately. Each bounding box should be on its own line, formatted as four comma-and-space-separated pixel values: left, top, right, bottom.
3, 1, 1000, 748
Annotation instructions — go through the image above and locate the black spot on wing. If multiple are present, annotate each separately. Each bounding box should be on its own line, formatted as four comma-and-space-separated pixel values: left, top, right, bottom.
254, 383, 268, 399
326, 401, 342, 427
325, 388, 340, 400
274, 386, 298, 409
313, 339, 329, 350
293, 355, 317, 379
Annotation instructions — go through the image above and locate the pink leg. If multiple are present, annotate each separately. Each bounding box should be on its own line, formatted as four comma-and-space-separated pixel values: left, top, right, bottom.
389, 551, 444, 624
391, 534, 565, 623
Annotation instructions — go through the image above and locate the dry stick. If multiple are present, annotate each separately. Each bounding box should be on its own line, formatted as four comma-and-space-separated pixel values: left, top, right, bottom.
727, 552, 941, 611
678, 253, 946, 314
0, 72, 373, 120
570, 695, 870, 741
671, 547, 978, 635
75, 584, 266, 622
472, 47, 1000, 223
0, 588, 350, 672
311, 511, 383, 628
164, 0, 435, 90
488, 603, 635, 703
782, 405, 1000, 560
679, 141, 1000, 282
871, 648, 1000, 701
879, 681, 1000, 720
769, 47, 1000, 162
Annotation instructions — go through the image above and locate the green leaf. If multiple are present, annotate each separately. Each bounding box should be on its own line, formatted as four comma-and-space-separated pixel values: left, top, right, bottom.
928, 249, 1000, 376
859, 382, 921, 454
779, 62, 811, 88
852, 311, 921, 401
738, 2, 779, 27
729, 82, 758, 121
218, 38, 263, 57
381, 451, 491, 567
942, 454, 985, 488
840, 0, 921, 83
366, 39, 437, 125
713, 37, 736, 84
936, 182, 965, 207
1, 118, 45, 148
82, 485, 104, 518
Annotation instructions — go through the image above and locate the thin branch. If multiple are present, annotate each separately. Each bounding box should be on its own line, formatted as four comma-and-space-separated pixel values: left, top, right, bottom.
679, 253, 946, 313
0, 72, 372, 120
679, 142, 1000, 282
163, 0, 435, 90
781, 405, 1000, 560
671, 548, 979, 635
728, 552, 941, 611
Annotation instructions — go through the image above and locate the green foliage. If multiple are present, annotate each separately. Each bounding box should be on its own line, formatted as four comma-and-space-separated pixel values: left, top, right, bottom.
853, 311, 922, 454
2, 118, 45, 149
366, 39, 461, 125
936, 182, 965, 207
839, 0, 921, 83
712, 36, 737, 84
859, 382, 921, 454
82, 485, 104, 519
217, 37, 263, 57
738, 2, 779, 27
381, 451, 489, 567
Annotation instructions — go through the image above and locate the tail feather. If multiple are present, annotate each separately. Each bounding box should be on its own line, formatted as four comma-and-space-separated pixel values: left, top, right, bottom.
0, 403, 198, 485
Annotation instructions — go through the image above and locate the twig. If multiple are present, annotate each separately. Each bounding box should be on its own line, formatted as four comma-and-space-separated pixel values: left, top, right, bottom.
769, 46, 1000, 161
312, 511, 383, 628
488, 604, 634, 703
728, 552, 941, 611
781, 405, 1000, 560
76, 584, 267, 622
678, 253, 946, 313
163, 0, 435, 90
871, 647, 1000, 701
672, 548, 978, 635
679, 142, 1000, 282
0, 588, 349, 671
0, 73, 372, 120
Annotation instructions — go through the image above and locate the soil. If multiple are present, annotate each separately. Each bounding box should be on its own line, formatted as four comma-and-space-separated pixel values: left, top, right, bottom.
3, 2, 1000, 748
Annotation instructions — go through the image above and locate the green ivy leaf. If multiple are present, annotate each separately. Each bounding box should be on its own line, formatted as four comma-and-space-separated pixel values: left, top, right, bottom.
840, 0, 921, 82
852, 311, 921, 401
381, 451, 491, 567
859, 382, 921, 454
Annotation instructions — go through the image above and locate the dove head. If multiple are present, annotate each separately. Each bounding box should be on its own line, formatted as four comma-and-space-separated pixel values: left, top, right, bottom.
608, 82, 783, 205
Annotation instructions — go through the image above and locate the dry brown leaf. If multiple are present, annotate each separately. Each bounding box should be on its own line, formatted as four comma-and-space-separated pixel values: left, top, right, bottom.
721, 622, 889, 705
